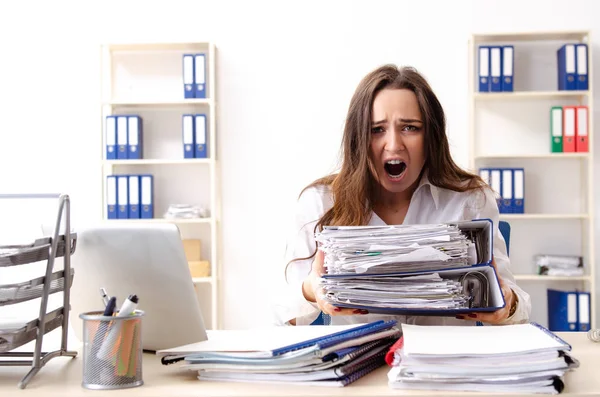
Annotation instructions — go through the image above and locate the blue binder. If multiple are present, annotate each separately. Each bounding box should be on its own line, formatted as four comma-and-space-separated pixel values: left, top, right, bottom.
127, 116, 143, 159
106, 175, 118, 219
116, 175, 129, 219
502, 45, 514, 92
490, 46, 503, 92
182, 114, 195, 158
116, 116, 128, 160
195, 114, 208, 158
105, 116, 117, 160
478, 46, 490, 92
512, 168, 524, 214
183, 54, 195, 99
140, 174, 154, 219
577, 291, 591, 331
500, 168, 513, 214
548, 289, 579, 331
557, 44, 576, 90
128, 175, 140, 219
576, 43, 588, 90
194, 54, 207, 98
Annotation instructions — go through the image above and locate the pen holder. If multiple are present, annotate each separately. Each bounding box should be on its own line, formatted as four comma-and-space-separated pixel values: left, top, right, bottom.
79, 310, 144, 390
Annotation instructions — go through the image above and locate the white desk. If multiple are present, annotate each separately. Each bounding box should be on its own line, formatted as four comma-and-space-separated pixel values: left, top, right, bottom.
0, 332, 598, 396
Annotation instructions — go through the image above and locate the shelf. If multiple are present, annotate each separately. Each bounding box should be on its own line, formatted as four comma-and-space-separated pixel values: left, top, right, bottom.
514, 275, 591, 281
108, 218, 212, 224
475, 153, 589, 160
103, 99, 213, 107
192, 277, 213, 284
104, 159, 212, 166
473, 91, 589, 100
500, 214, 589, 220
105, 42, 211, 52
472, 30, 589, 43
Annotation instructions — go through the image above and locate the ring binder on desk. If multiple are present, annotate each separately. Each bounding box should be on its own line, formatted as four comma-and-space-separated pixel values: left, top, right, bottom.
0, 194, 78, 389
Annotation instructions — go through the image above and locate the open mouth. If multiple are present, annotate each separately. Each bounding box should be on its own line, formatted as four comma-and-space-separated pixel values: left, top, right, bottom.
384, 160, 407, 178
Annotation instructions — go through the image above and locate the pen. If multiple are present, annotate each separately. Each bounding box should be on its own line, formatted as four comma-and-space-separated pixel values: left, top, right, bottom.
116, 294, 139, 316
100, 288, 110, 307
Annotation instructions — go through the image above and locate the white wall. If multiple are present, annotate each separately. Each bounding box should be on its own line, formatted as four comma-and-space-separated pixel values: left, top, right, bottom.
0, 0, 598, 330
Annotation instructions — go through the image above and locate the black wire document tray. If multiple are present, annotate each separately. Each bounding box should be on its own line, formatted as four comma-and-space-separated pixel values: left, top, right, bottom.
317, 219, 505, 316
0, 234, 77, 267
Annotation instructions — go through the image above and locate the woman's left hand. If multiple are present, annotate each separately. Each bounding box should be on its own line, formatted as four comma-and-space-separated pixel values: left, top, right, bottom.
456, 258, 516, 325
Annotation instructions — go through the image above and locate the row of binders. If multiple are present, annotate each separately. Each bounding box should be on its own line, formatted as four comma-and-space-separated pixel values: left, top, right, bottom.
557, 43, 589, 91
106, 174, 154, 219
548, 289, 590, 332
550, 105, 588, 153
479, 168, 524, 214
183, 53, 207, 99
106, 115, 143, 160
478, 45, 514, 92
183, 114, 209, 158
477, 43, 589, 92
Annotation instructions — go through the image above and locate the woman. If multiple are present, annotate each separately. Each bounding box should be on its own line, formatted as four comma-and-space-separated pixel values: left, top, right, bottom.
276, 64, 531, 327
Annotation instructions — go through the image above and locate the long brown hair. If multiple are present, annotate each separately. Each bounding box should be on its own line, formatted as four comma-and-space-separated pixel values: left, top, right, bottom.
288, 65, 486, 269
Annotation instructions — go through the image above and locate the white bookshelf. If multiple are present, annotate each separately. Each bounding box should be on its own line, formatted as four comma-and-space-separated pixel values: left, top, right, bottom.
99, 42, 221, 330
468, 31, 595, 329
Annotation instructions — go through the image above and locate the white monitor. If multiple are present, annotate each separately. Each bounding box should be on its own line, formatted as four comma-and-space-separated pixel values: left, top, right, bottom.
68, 222, 208, 352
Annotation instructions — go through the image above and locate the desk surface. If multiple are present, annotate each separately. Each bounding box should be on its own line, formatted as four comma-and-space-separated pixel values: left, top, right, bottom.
0, 332, 598, 396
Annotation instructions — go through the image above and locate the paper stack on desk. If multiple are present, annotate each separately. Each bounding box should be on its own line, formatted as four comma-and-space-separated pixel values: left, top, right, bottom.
315, 221, 505, 316
157, 320, 400, 387
387, 323, 579, 394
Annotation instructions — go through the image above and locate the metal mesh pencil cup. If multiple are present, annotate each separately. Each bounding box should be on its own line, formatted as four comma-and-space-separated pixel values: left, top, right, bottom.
79, 310, 144, 390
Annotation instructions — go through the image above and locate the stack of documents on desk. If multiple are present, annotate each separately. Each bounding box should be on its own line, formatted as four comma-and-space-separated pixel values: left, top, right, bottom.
387, 323, 579, 394
157, 320, 400, 387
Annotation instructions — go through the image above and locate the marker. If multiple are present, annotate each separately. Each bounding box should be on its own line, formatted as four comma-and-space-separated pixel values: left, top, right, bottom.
116, 294, 139, 317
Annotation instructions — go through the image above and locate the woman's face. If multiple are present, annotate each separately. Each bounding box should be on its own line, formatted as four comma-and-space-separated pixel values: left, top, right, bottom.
369, 88, 426, 197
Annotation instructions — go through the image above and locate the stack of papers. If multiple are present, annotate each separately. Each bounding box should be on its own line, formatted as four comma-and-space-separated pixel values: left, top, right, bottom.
314, 223, 501, 315
157, 320, 400, 387
387, 323, 579, 394
315, 224, 475, 275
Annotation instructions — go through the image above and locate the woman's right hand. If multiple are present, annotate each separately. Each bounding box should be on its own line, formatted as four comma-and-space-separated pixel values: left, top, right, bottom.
301, 249, 368, 316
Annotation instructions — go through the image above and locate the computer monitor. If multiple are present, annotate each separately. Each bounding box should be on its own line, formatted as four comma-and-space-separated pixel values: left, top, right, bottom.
68, 222, 208, 352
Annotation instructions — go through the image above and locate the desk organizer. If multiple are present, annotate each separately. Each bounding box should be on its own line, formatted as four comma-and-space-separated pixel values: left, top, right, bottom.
0, 194, 78, 389
79, 310, 144, 390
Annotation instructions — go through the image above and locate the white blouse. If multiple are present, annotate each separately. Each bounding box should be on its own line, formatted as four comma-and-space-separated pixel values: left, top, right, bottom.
273, 174, 532, 327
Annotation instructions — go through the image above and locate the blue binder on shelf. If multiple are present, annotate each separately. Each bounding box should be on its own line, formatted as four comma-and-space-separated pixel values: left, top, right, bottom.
490, 46, 503, 92
489, 168, 502, 210
512, 168, 525, 214
500, 169, 513, 214
116, 175, 128, 219
128, 175, 140, 219
478, 46, 490, 92
116, 115, 128, 160
140, 174, 154, 219
105, 115, 117, 160
502, 45, 514, 92
548, 289, 590, 332
127, 116, 143, 159
194, 54, 206, 98
182, 114, 195, 158
106, 175, 118, 219
576, 43, 588, 90
320, 219, 506, 317
183, 54, 195, 99
195, 114, 208, 158
557, 44, 577, 90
